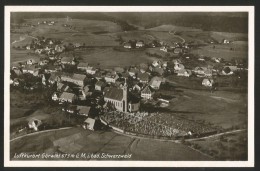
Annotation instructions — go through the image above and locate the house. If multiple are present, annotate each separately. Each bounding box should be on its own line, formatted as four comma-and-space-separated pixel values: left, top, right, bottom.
160, 46, 168, 52
174, 63, 185, 72
60, 56, 76, 65
39, 60, 49, 66
48, 72, 62, 84
141, 86, 154, 99
77, 106, 91, 116
13, 68, 22, 76
83, 118, 97, 131
52, 92, 60, 101
136, 41, 145, 48
152, 60, 160, 67
177, 69, 192, 77
149, 79, 161, 90
153, 67, 164, 76
124, 43, 132, 49
57, 82, 71, 92
172, 59, 182, 65
22, 65, 40, 76
204, 69, 213, 77
202, 78, 214, 87
79, 86, 92, 100
44, 65, 61, 73
128, 68, 139, 77
77, 62, 89, 71
11, 78, 20, 86
223, 39, 230, 44
104, 72, 119, 83
193, 67, 208, 75
139, 63, 149, 73
137, 72, 150, 83
128, 94, 140, 112
60, 73, 86, 87
59, 92, 77, 103
28, 118, 42, 131
86, 66, 97, 75
173, 48, 182, 54
55, 45, 65, 53
35, 49, 44, 54
95, 80, 106, 91
26, 59, 38, 65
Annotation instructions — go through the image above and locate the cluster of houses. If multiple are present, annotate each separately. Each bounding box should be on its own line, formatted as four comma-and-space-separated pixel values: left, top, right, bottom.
37, 20, 56, 26
10, 34, 248, 131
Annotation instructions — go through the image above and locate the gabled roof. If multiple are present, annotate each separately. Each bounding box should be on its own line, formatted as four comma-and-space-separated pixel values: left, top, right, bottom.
137, 72, 150, 81
104, 87, 124, 101
129, 68, 139, 74
153, 67, 164, 75
60, 92, 76, 100
77, 62, 89, 68
141, 86, 152, 94
95, 80, 106, 87
72, 73, 86, 81
84, 118, 96, 129
77, 106, 91, 115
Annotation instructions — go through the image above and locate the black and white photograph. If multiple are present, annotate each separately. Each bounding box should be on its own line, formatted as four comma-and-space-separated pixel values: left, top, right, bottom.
4, 6, 254, 167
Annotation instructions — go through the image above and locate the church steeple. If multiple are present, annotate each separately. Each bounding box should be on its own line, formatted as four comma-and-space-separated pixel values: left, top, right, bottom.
122, 78, 128, 112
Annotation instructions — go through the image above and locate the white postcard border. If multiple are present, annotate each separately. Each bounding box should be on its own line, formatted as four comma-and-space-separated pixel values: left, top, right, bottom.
4, 6, 255, 167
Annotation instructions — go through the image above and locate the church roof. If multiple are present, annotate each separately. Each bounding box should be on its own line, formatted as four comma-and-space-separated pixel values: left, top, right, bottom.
104, 87, 124, 101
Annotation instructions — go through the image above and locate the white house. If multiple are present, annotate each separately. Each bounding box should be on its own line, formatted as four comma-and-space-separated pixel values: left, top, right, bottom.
141, 86, 153, 99
202, 78, 214, 87
177, 69, 192, 77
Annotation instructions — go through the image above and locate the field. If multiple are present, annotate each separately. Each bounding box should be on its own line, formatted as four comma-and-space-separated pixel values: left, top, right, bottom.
189, 131, 247, 160
10, 127, 212, 161
77, 47, 157, 69
157, 77, 248, 129
190, 43, 248, 60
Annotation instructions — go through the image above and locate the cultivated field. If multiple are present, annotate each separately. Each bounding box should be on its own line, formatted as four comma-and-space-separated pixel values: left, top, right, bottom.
10, 127, 212, 161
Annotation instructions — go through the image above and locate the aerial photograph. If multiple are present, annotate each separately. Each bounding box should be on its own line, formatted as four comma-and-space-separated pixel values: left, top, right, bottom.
9, 11, 249, 162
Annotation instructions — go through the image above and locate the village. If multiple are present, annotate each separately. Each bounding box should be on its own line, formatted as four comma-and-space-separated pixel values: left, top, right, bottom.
10, 22, 248, 140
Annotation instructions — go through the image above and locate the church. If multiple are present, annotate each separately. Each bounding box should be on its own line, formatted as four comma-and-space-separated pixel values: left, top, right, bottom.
103, 83, 140, 113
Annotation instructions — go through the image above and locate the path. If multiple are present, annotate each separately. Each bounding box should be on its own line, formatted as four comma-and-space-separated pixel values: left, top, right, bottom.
169, 30, 185, 43
10, 127, 73, 142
